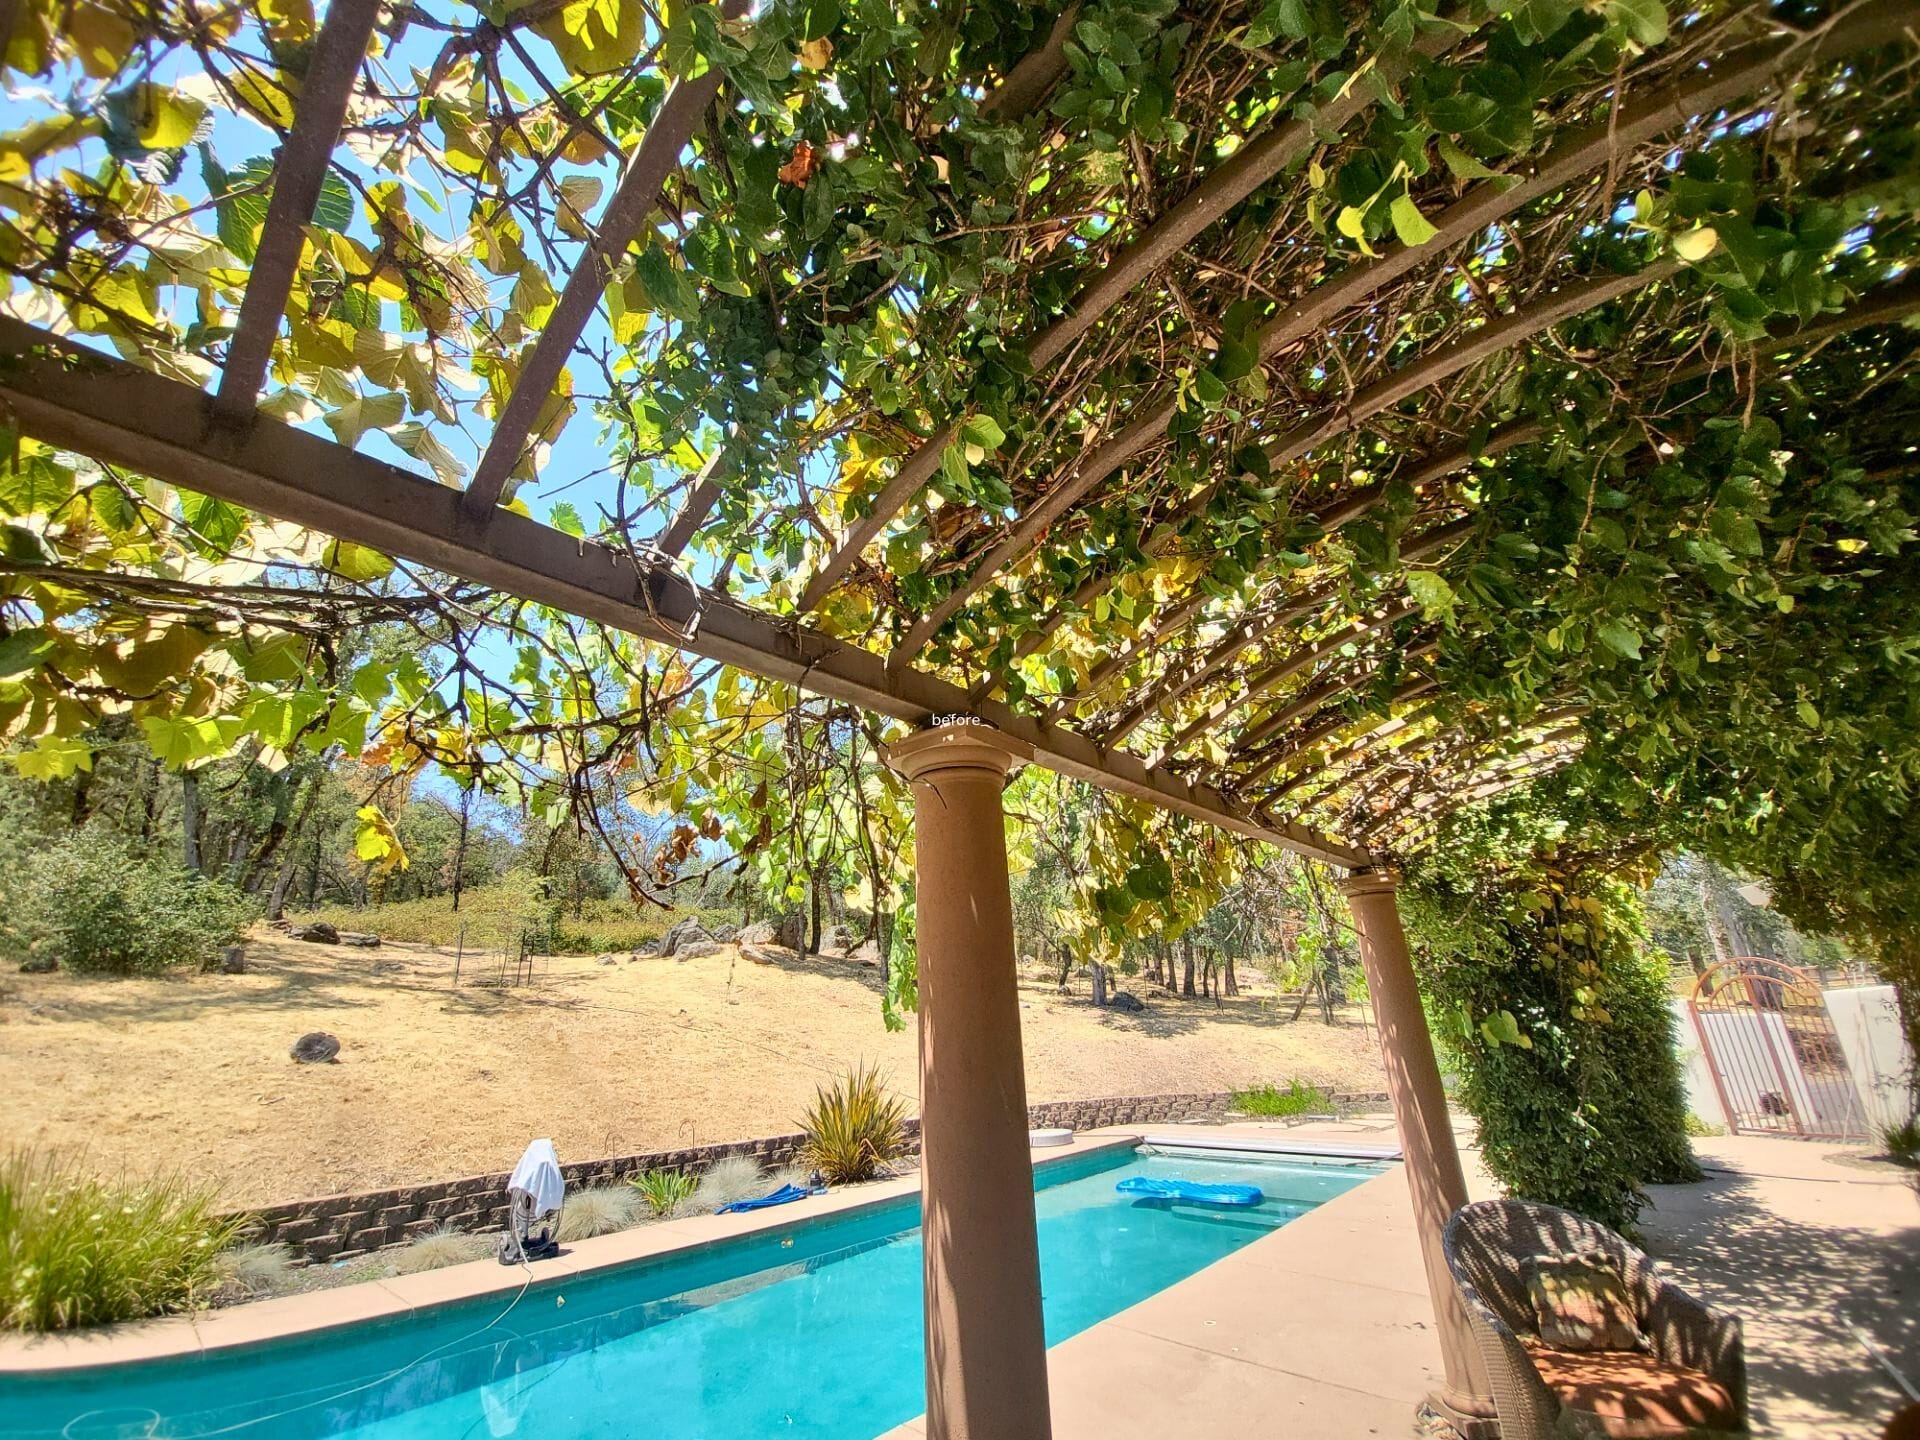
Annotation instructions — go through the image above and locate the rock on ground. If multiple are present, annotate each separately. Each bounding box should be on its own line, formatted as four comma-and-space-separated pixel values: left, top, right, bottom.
290, 1032, 341, 1064
218, 947, 247, 974
290, 922, 339, 944
675, 939, 724, 960
338, 932, 381, 948
738, 913, 805, 950
660, 917, 715, 957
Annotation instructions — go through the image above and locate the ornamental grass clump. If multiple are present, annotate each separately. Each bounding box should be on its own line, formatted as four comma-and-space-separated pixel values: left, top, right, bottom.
799, 1064, 910, 1185
1232, 1078, 1336, 1118
0, 1149, 245, 1331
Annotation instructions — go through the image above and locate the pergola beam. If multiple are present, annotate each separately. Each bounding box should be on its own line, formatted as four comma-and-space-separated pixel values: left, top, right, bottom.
461, 0, 751, 519
0, 320, 1371, 869
210, 0, 382, 426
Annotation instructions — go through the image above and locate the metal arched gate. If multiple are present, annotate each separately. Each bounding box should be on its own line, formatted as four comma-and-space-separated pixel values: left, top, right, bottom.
1688, 958, 1870, 1140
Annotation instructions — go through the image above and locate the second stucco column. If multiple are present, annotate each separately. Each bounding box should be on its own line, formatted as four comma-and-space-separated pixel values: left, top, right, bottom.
1340, 866, 1497, 1437
886, 723, 1052, 1440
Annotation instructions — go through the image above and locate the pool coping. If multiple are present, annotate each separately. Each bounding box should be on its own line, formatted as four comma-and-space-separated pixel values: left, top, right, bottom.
0, 1132, 1142, 1375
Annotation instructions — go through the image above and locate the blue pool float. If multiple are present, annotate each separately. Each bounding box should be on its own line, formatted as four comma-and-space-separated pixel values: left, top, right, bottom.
717, 1183, 824, 1214
1116, 1177, 1263, 1208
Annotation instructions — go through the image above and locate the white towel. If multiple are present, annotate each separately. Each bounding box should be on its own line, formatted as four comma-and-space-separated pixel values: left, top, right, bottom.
506, 1138, 565, 1218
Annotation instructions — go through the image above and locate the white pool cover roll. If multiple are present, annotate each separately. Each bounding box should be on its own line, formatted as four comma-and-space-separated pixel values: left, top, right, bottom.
506, 1138, 565, 1218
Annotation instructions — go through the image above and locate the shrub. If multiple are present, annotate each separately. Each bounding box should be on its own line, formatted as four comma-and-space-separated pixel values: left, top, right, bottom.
1233, 1078, 1335, 1118
692, 1155, 768, 1212
1404, 861, 1701, 1233
1881, 1115, 1920, 1168
0, 1149, 245, 1331
630, 1167, 697, 1218
3, 831, 252, 975
210, 1241, 298, 1303
557, 1185, 640, 1241
799, 1064, 910, 1185
383, 1224, 491, 1275
288, 886, 734, 955
1683, 1113, 1727, 1139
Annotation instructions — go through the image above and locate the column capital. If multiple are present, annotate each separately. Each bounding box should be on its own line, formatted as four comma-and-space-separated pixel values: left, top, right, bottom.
884, 721, 1033, 783
1338, 864, 1403, 899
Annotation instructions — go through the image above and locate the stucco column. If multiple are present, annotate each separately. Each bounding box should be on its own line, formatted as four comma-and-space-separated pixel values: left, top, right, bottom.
1339, 866, 1497, 1437
886, 722, 1051, 1440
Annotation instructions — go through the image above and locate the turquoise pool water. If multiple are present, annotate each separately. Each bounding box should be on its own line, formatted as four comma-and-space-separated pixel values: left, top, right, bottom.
6, 1146, 1383, 1439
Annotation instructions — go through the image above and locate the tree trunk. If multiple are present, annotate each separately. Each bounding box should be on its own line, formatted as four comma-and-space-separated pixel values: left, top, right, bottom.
1090, 960, 1108, 1008
267, 852, 299, 921
451, 788, 472, 911
1057, 941, 1073, 991
807, 871, 825, 954
180, 770, 202, 873
1181, 937, 1196, 999
876, 907, 895, 990
1224, 951, 1239, 996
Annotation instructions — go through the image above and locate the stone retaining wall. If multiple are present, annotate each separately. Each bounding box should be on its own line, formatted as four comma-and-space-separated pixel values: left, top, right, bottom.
243, 1090, 1387, 1263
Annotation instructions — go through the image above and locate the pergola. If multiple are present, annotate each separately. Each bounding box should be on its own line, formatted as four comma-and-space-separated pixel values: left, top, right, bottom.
4, 1, 1918, 1434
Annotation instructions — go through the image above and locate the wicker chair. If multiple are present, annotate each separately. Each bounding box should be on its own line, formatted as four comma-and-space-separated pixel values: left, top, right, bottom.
1443, 1200, 1746, 1439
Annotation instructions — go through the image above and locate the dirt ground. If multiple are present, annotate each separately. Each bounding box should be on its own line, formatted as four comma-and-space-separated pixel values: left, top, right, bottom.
0, 929, 1386, 1208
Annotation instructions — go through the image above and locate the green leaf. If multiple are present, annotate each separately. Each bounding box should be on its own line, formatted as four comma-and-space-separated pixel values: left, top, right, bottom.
1605, 0, 1668, 46
10, 734, 93, 781
1597, 620, 1644, 660
958, 414, 1006, 452
1335, 205, 1378, 257
549, 501, 586, 537
1388, 193, 1440, 248
1435, 136, 1505, 184
0, 627, 53, 680
1796, 699, 1821, 729
324, 539, 396, 584
1406, 570, 1456, 623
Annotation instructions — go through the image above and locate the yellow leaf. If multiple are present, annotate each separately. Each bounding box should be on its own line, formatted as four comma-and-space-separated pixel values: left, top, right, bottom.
133, 85, 207, 149
799, 36, 834, 71
62, 4, 137, 79
1673, 226, 1718, 263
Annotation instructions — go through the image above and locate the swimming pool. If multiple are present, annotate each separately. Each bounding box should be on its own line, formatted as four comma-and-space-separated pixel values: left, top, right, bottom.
5, 1145, 1385, 1439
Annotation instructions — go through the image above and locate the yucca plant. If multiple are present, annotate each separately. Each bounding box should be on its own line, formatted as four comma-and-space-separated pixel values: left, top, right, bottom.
799, 1064, 910, 1185
0, 1149, 246, 1331
630, 1167, 698, 1218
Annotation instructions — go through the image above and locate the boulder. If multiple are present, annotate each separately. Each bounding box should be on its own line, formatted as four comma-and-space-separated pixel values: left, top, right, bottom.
741, 944, 777, 966
338, 931, 380, 948
825, 923, 857, 952
676, 939, 724, 960
290, 922, 339, 944
290, 1032, 341, 1064
660, 917, 715, 957
737, 920, 776, 946
218, 946, 247, 974
850, 939, 881, 967
1108, 991, 1146, 1013
709, 924, 739, 944
772, 911, 805, 950
18, 954, 57, 974
598, 955, 619, 966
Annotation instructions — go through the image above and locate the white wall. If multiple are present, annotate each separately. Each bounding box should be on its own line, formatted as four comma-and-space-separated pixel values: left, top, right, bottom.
1824, 984, 1914, 1133
1670, 997, 1729, 1130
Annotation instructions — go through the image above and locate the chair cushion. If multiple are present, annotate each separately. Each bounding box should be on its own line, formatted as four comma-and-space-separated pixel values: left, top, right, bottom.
1525, 1343, 1740, 1438
1526, 1251, 1646, 1352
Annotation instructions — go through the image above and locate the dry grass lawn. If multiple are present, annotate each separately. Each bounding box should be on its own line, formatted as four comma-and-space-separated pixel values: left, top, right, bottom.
0, 928, 1386, 1208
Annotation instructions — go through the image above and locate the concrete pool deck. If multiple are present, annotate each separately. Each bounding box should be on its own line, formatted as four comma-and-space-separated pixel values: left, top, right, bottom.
885, 1119, 1920, 1440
